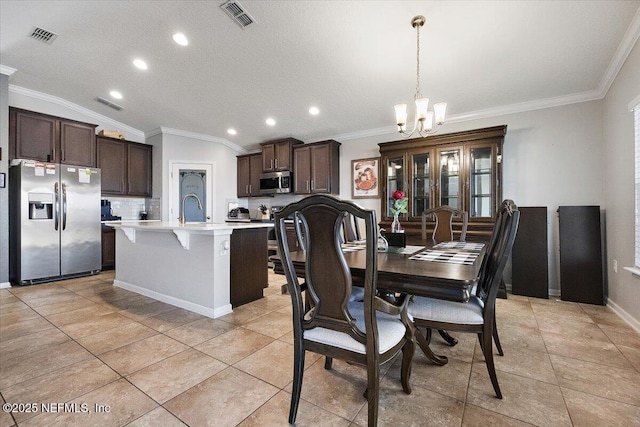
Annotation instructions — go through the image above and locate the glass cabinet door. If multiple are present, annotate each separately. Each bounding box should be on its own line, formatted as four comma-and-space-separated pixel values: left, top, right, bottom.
438, 148, 462, 209
411, 152, 431, 217
385, 156, 405, 217
468, 146, 494, 218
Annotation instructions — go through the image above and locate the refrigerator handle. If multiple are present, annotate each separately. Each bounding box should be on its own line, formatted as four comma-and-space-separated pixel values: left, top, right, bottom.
54, 182, 60, 231
62, 183, 67, 231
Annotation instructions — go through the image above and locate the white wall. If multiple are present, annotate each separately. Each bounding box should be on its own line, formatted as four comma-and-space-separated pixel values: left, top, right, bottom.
603, 40, 640, 328
337, 100, 606, 295
154, 131, 240, 223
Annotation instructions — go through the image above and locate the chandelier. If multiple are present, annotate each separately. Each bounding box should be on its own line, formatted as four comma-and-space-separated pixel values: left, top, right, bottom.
394, 16, 446, 137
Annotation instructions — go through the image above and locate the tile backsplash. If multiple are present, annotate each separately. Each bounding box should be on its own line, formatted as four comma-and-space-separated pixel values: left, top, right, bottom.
102, 197, 161, 220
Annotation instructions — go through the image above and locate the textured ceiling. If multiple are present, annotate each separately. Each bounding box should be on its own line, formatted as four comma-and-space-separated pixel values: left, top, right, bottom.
1, 1, 639, 150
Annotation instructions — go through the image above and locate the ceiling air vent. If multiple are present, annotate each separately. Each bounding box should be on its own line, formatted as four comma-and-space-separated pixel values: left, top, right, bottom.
220, 0, 255, 29
30, 27, 58, 44
96, 96, 124, 111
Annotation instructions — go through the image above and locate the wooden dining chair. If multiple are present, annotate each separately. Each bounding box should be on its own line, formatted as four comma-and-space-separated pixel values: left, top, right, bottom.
275, 194, 414, 426
409, 200, 520, 399
422, 205, 470, 346
422, 205, 469, 243
342, 212, 361, 243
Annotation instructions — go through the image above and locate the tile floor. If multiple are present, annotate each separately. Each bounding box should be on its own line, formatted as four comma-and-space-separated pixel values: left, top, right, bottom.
1, 270, 639, 426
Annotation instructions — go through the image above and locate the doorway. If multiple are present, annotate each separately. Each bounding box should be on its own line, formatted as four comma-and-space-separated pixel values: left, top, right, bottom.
169, 162, 214, 222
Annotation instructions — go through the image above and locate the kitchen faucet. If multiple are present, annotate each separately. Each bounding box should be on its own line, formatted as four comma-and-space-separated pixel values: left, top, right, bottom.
179, 193, 203, 224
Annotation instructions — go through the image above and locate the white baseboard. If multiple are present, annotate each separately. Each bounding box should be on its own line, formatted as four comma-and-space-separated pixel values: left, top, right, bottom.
113, 279, 233, 319
0, 282, 11, 289
606, 298, 640, 334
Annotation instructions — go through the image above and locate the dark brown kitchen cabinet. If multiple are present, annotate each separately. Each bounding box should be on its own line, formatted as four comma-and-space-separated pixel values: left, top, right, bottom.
97, 136, 152, 197
101, 226, 116, 270
97, 137, 126, 194
230, 228, 268, 307
9, 107, 97, 166
379, 125, 506, 241
127, 143, 152, 196
237, 153, 262, 197
261, 137, 303, 172
293, 140, 340, 194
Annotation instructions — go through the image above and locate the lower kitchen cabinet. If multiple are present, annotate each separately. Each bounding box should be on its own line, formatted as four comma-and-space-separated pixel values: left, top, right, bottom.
230, 228, 268, 307
101, 226, 116, 270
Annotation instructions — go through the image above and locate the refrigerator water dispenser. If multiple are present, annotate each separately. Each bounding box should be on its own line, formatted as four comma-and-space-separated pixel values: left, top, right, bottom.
28, 193, 53, 220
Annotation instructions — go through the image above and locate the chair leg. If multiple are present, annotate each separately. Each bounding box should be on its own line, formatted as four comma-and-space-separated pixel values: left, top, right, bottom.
415, 325, 448, 366
477, 333, 484, 353
324, 356, 333, 370
493, 314, 504, 356
289, 342, 306, 424
366, 363, 380, 427
481, 328, 502, 399
400, 335, 415, 394
438, 329, 459, 346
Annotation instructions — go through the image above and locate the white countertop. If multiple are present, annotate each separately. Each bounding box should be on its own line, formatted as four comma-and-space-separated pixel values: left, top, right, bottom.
105, 220, 273, 232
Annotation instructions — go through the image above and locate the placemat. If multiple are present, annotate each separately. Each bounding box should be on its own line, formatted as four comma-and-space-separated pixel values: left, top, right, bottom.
409, 249, 480, 265
433, 241, 485, 251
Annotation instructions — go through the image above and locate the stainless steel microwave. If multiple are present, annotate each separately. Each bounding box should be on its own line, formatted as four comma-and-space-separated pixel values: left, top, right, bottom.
259, 171, 292, 194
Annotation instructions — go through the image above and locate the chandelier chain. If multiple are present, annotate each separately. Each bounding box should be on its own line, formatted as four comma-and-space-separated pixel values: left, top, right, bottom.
415, 22, 421, 99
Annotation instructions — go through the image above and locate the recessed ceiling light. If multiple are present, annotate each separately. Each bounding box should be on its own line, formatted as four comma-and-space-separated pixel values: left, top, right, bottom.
133, 59, 148, 70
265, 118, 276, 126
227, 128, 237, 136
173, 32, 188, 46
109, 90, 123, 100
309, 106, 320, 115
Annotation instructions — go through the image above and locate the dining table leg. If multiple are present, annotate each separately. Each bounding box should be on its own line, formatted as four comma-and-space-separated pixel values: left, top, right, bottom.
414, 327, 448, 366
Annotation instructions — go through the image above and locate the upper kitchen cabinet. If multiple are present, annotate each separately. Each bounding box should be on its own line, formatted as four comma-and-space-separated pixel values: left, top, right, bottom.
97, 137, 126, 194
97, 136, 152, 197
379, 125, 506, 241
127, 142, 152, 196
237, 153, 263, 197
293, 140, 340, 194
9, 107, 97, 166
261, 137, 303, 172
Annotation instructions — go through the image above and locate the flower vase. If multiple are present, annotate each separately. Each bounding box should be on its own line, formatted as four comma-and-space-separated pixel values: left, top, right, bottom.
391, 214, 402, 233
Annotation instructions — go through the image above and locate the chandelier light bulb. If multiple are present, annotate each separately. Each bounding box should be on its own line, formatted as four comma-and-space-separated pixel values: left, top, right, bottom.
394, 104, 408, 127
434, 102, 447, 125
415, 97, 429, 121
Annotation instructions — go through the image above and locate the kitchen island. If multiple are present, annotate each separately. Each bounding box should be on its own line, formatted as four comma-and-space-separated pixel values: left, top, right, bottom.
106, 221, 273, 318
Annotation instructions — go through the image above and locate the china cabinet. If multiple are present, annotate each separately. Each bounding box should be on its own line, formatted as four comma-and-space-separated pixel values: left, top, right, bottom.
379, 125, 506, 241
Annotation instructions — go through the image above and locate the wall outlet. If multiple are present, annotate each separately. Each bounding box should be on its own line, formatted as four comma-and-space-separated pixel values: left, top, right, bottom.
613, 259, 618, 273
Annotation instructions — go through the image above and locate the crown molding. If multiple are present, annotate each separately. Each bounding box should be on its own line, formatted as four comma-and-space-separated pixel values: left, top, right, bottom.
0, 65, 17, 76
8, 85, 145, 141
146, 127, 247, 154
329, 89, 603, 142
599, 6, 640, 98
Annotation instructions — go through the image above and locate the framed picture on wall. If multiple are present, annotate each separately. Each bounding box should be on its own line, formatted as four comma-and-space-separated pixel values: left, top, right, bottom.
351, 157, 380, 199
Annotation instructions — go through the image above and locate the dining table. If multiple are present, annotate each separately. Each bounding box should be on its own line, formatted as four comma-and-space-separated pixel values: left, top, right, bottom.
270, 241, 487, 365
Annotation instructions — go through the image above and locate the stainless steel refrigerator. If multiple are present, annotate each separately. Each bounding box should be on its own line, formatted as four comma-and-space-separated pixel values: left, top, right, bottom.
9, 160, 101, 285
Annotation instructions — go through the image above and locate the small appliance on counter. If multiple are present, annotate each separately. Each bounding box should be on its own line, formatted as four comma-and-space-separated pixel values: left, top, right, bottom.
226, 202, 250, 222
101, 200, 121, 221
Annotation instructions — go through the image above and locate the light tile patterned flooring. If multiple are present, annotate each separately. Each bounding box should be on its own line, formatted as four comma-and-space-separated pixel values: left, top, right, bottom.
1, 270, 639, 426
